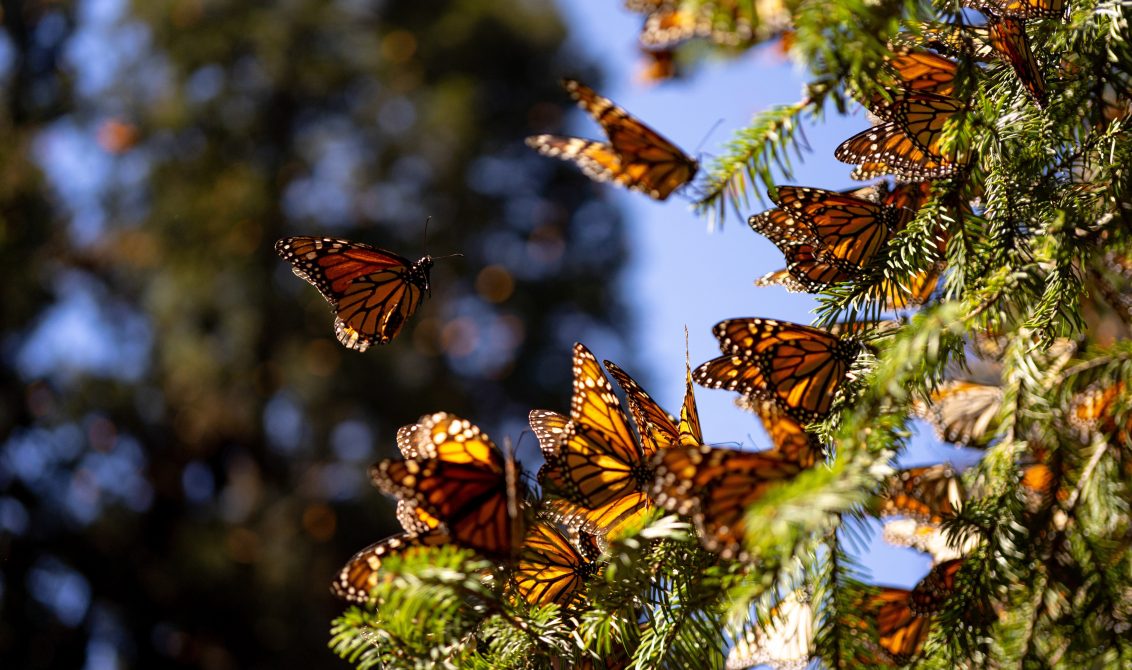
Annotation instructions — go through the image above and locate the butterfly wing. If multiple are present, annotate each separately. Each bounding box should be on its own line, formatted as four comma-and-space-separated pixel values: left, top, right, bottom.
710, 319, 860, 423
562, 79, 698, 200
965, 0, 1067, 20
538, 344, 653, 536
916, 381, 1004, 446
677, 364, 704, 447
275, 236, 430, 351
726, 591, 814, 670
743, 396, 824, 467
879, 464, 965, 522
525, 135, 623, 184
330, 530, 449, 603
886, 48, 959, 97
514, 521, 598, 607
652, 444, 802, 558
835, 119, 960, 181
370, 413, 519, 557
603, 360, 681, 456
773, 186, 899, 270
986, 15, 1048, 108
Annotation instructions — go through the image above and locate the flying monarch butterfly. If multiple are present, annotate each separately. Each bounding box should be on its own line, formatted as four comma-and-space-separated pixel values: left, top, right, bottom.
914, 380, 1004, 447
878, 464, 965, 523
513, 520, 602, 607
735, 395, 825, 467
275, 236, 433, 351
882, 517, 972, 563
370, 412, 525, 558
836, 93, 966, 181
726, 590, 813, 670
963, 0, 1068, 20
985, 15, 1047, 108
694, 318, 862, 423
526, 79, 698, 201
534, 344, 657, 537
652, 443, 803, 559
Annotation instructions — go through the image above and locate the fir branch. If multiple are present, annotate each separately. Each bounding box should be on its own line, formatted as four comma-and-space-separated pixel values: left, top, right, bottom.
692, 99, 814, 229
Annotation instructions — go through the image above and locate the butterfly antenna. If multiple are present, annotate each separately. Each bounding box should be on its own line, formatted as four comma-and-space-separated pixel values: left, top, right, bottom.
431, 252, 464, 262
422, 216, 432, 254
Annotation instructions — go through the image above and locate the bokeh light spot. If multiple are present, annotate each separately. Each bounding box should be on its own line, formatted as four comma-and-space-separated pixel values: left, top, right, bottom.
474, 265, 515, 304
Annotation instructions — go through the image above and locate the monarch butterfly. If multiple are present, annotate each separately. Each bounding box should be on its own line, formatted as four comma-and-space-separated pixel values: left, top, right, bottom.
330, 530, 449, 603
603, 358, 703, 452
534, 344, 656, 537
856, 559, 963, 663
879, 464, 965, 523
835, 93, 966, 181
771, 185, 902, 270
513, 520, 602, 607
726, 590, 813, 670
331, 418, 464, 602
694, 318, 862, 423
914, 380, 1004, 447
735, 395, 824, 467
275, 236, 433, 351
652, 444, 803, 559
882, 517, 971, 563
370, 412, 525, 558
749, 208, 855, 292
985, 15, 1047, 108
882, 48, 959, 99
964, 0, 1068, 20
526, 79, 698, 201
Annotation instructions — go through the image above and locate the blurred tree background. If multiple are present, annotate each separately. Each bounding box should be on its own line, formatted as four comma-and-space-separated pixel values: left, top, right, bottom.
0, 0, 630, 667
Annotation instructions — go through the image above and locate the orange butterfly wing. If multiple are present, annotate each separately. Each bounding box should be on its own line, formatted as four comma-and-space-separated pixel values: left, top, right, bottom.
773, 186, 899, 270
526, 79, 697, 200
369, 413, 521, 558
652, 444, 802, 558
535, 344, 654, 536
986, 15, 1048, 108
708, 319, 860, 423
879, 464, 965, 523
514, 521, 600, 607
275, 236, 431, 351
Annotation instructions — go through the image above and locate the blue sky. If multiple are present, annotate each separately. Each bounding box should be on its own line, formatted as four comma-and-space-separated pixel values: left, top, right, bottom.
552, 0, 983, 587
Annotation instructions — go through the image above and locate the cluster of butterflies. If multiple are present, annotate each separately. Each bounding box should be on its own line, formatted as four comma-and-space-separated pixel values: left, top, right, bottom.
330, 321, 856, 609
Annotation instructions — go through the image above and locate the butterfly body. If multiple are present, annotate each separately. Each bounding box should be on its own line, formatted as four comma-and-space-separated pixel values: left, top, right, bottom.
275, 236, 433, 351
526, 79, 697, 201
